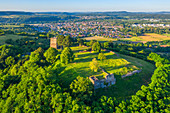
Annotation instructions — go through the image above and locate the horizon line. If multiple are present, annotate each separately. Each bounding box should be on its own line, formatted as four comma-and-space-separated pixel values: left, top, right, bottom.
0, 10, 170, 13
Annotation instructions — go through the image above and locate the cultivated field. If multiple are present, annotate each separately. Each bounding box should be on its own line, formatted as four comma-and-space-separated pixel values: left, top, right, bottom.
0, 24, 24, 28
0, 34, 35, 45
83, 36, 117, 42
59, 46, 155, 100
122, 33, 170, 42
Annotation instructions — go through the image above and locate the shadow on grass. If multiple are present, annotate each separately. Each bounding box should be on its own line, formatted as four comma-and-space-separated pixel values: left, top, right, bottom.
58, 68, 79, 88
75, 52, 120, 63
76, 52, 98, 57
74, 57, 95, 63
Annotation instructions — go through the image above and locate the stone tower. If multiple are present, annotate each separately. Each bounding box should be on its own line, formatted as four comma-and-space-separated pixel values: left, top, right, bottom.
50, 37, 58, 49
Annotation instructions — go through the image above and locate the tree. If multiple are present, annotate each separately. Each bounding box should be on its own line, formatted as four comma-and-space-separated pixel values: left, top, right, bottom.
5, 39, 14, 45
57, 35, 65, 49
44, 47, 58, 64
92, 42, 101, 53
70, 76, 93, 103
104, 42, 109, 48
89, 40, 97, 46
60, 47, 74, 64
98, 53, 106, 61
29, 47, 46, 65
77, 38, 84, 46
63, 35, 72, 47
5, 56, 15, 66
89, 58, 99, 72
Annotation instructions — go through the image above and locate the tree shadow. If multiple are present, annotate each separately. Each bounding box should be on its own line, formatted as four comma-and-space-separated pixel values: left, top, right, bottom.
76, 52, 98, 57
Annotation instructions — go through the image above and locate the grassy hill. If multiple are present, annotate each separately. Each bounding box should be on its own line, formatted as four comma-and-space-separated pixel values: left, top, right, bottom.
58, 46, 155, 100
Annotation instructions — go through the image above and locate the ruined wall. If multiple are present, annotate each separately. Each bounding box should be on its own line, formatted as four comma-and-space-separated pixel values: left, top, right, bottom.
122, 69, 142, 78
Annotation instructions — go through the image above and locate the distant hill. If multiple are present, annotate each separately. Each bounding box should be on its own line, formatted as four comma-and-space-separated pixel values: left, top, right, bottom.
0, 11, 170, 16
0, 11, 34, 16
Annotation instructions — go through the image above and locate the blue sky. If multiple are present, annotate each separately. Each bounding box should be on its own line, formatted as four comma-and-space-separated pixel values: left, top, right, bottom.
0, 0, 169, 12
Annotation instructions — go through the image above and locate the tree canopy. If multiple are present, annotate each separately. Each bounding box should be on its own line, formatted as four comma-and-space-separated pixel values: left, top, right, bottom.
98, 53, 106, 61
44, 47, 58, 64
89, 58, 99, 72
92, 41, 101, 53
60, 47, 74, 64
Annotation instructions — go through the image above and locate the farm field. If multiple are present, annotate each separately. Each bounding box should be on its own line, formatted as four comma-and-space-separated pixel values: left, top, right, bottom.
0, 24, 24, 28
163, 34, 170, 36
121, 33, 170, 42
83, 36, 117, 42
0, 34, 35, 45
58, 46, 155, 100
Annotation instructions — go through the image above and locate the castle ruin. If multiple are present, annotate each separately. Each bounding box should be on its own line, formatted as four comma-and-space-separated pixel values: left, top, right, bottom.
50, 37, 58, 49
89, 74, 116, 89
89, 68, 116, 89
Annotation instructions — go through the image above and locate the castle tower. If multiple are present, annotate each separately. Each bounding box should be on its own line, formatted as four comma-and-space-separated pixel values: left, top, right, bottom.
50, 37, 58, 49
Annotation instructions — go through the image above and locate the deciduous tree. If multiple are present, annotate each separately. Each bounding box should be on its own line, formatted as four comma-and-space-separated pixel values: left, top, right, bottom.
60, 47, 74, 64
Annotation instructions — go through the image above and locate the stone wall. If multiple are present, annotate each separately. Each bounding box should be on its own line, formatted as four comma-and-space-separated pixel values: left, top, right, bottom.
121, 69, 142, 78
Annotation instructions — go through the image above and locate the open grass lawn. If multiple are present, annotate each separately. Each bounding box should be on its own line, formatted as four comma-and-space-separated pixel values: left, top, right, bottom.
121, 33, 170, 43
83, 36, 117, 42
0, 34, 35, 45
59, 46, 155, 100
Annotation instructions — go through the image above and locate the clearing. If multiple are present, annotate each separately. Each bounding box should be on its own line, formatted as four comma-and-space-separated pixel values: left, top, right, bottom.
59, 46, 155, 100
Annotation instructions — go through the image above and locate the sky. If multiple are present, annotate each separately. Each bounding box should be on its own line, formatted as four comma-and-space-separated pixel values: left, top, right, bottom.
0, 0, 170, 12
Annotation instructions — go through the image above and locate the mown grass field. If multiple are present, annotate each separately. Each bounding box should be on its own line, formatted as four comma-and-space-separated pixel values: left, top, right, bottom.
83, 36, 117, 42
59, 46, 155, 100
122, 33, 170, 42
0, 34, 35, 45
